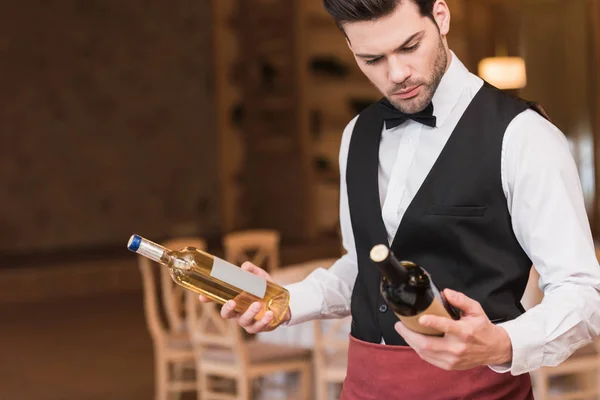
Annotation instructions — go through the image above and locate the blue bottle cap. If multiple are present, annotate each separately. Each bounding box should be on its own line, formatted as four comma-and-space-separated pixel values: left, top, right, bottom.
127, 234, 142, 251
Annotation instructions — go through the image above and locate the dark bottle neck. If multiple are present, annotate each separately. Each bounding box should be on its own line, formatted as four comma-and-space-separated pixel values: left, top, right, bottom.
377, 252, 410, 285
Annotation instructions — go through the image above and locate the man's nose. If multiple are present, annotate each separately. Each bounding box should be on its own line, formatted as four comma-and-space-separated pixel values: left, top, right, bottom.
388, 56, 411, 84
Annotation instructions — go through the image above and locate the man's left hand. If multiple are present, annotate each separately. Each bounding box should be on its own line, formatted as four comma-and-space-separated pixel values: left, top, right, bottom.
394, 289, 513, 370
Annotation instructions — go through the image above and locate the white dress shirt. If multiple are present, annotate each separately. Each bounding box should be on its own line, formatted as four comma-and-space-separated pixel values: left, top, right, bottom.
284, 52, 600, 375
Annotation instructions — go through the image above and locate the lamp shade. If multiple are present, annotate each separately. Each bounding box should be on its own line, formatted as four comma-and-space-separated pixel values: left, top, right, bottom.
478, 57, 527, 89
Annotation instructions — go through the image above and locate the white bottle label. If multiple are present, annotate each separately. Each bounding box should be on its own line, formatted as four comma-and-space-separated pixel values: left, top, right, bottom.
210, 257, 267, 299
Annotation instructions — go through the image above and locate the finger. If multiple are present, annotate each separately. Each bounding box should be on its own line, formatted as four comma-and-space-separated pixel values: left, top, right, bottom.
443, 289, 484, 316
395, 321, 447, 354
240, 261, 259, 272
240, 262, 271, 280
220, 300, 240, 319
237, 302, 262, 327
418, 315, 462, 335
198, 295, 212, 303
394, 321, 429, 349
245, 310, 274, 334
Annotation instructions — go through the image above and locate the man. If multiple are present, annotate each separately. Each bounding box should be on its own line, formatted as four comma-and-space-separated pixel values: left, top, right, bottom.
202, 0, 600, 398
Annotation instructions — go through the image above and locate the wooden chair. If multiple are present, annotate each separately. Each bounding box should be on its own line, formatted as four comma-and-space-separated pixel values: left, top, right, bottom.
523, 260, 600, 400
137, 236, 207, 400
223, 230, 280, 273
531, 344, 600, 400
259, 258, 339, 350
314, 317, 352, 400
270, 257, 347, 400
186, 293, 313, 399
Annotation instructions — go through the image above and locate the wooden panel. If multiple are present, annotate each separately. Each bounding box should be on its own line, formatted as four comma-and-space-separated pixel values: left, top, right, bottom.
214, 0, 246, 232
0, 0, 218, 253
590, 0, 600, 235
520, 0, 596, 217
237, 0, 316, 240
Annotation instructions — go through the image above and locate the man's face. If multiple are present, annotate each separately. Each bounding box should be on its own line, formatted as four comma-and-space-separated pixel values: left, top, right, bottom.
343, 1, 450, 114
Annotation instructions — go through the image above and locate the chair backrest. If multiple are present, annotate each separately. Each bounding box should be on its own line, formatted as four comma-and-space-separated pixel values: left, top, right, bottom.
161, 237, 207, 331
137, 236, 207, 342
138, 256, 166, 342
272, 258, 338, 285
185, 292, 248, 368
313, 316, 352, 368
282, 258, 348, 371
223, 229, 281, 273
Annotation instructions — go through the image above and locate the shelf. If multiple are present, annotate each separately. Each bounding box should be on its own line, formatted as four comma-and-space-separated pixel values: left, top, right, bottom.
253, 136, 295, 153
310, 76, 377, 92
252, 97, 295, 111
309, 82, 379, 113
308, 56, 365, 80
315, 168, 340, 182
215, 0, 381, 239
317, 115, 353, 134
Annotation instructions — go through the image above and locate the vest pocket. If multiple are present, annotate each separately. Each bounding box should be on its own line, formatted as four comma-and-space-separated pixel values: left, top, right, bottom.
428, 206, 486, 217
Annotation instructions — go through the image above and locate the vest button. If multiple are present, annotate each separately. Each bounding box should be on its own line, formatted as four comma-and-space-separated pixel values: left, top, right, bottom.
379, 304, 388, 313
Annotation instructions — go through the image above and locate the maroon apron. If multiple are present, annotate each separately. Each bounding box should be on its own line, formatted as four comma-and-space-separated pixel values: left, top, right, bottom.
340, 335, 533, 400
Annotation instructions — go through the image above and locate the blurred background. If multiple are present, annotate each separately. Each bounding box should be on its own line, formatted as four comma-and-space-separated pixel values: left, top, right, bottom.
1, 0, 599, 399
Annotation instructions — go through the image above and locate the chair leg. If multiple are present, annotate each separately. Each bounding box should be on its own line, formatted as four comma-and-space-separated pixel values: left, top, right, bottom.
172, 362, 184, 400
297, 365, 312, 400
195, 363, 203, 400
336, 382, 344, 399
597, 365, 600, 399
155, 351, 168, 400
238, 376, 251, 400
316, 378, 328, 400
198, 370, 210, 399
531, 370, 548, 400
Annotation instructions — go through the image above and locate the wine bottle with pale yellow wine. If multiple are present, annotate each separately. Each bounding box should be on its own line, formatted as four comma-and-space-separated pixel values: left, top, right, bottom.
127, 234, 290, 328
370, 244, 461, 336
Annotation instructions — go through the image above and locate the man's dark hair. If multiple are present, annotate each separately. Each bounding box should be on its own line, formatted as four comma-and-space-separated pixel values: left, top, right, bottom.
323, 0, 436, 27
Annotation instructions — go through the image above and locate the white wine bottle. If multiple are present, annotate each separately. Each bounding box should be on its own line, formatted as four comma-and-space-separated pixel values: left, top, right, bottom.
370, 244, 461, 336
127, 234, 290, 328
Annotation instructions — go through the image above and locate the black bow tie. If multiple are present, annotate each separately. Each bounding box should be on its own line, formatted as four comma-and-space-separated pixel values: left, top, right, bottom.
377, 98, 437, 129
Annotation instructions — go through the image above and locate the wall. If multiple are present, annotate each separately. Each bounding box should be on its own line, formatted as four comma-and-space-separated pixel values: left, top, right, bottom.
0, 0, 219, 255
519, 0, 596, 218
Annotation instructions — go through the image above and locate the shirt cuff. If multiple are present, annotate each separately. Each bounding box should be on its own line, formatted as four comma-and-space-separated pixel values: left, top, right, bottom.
283, 281, 323, 326
488, 317, 545, 375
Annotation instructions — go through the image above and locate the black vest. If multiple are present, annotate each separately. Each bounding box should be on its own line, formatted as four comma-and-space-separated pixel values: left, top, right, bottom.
347, 84, 541, 345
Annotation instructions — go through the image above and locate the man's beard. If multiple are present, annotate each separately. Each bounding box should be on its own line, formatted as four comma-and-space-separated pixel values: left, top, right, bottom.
388, 37, 447, 114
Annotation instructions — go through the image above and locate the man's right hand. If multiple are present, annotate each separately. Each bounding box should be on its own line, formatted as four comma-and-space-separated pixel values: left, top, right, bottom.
198, 261, 291, 334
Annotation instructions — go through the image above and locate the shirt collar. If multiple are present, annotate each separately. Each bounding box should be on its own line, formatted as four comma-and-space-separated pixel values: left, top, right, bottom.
431, 51, 470, 128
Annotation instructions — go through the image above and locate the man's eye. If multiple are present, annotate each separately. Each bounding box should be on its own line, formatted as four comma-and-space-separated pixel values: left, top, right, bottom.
365, 58, 382, 66
404, 44, 420, 53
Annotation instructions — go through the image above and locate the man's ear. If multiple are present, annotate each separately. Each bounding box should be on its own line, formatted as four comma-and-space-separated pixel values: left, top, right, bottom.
432, 0, 451, 36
